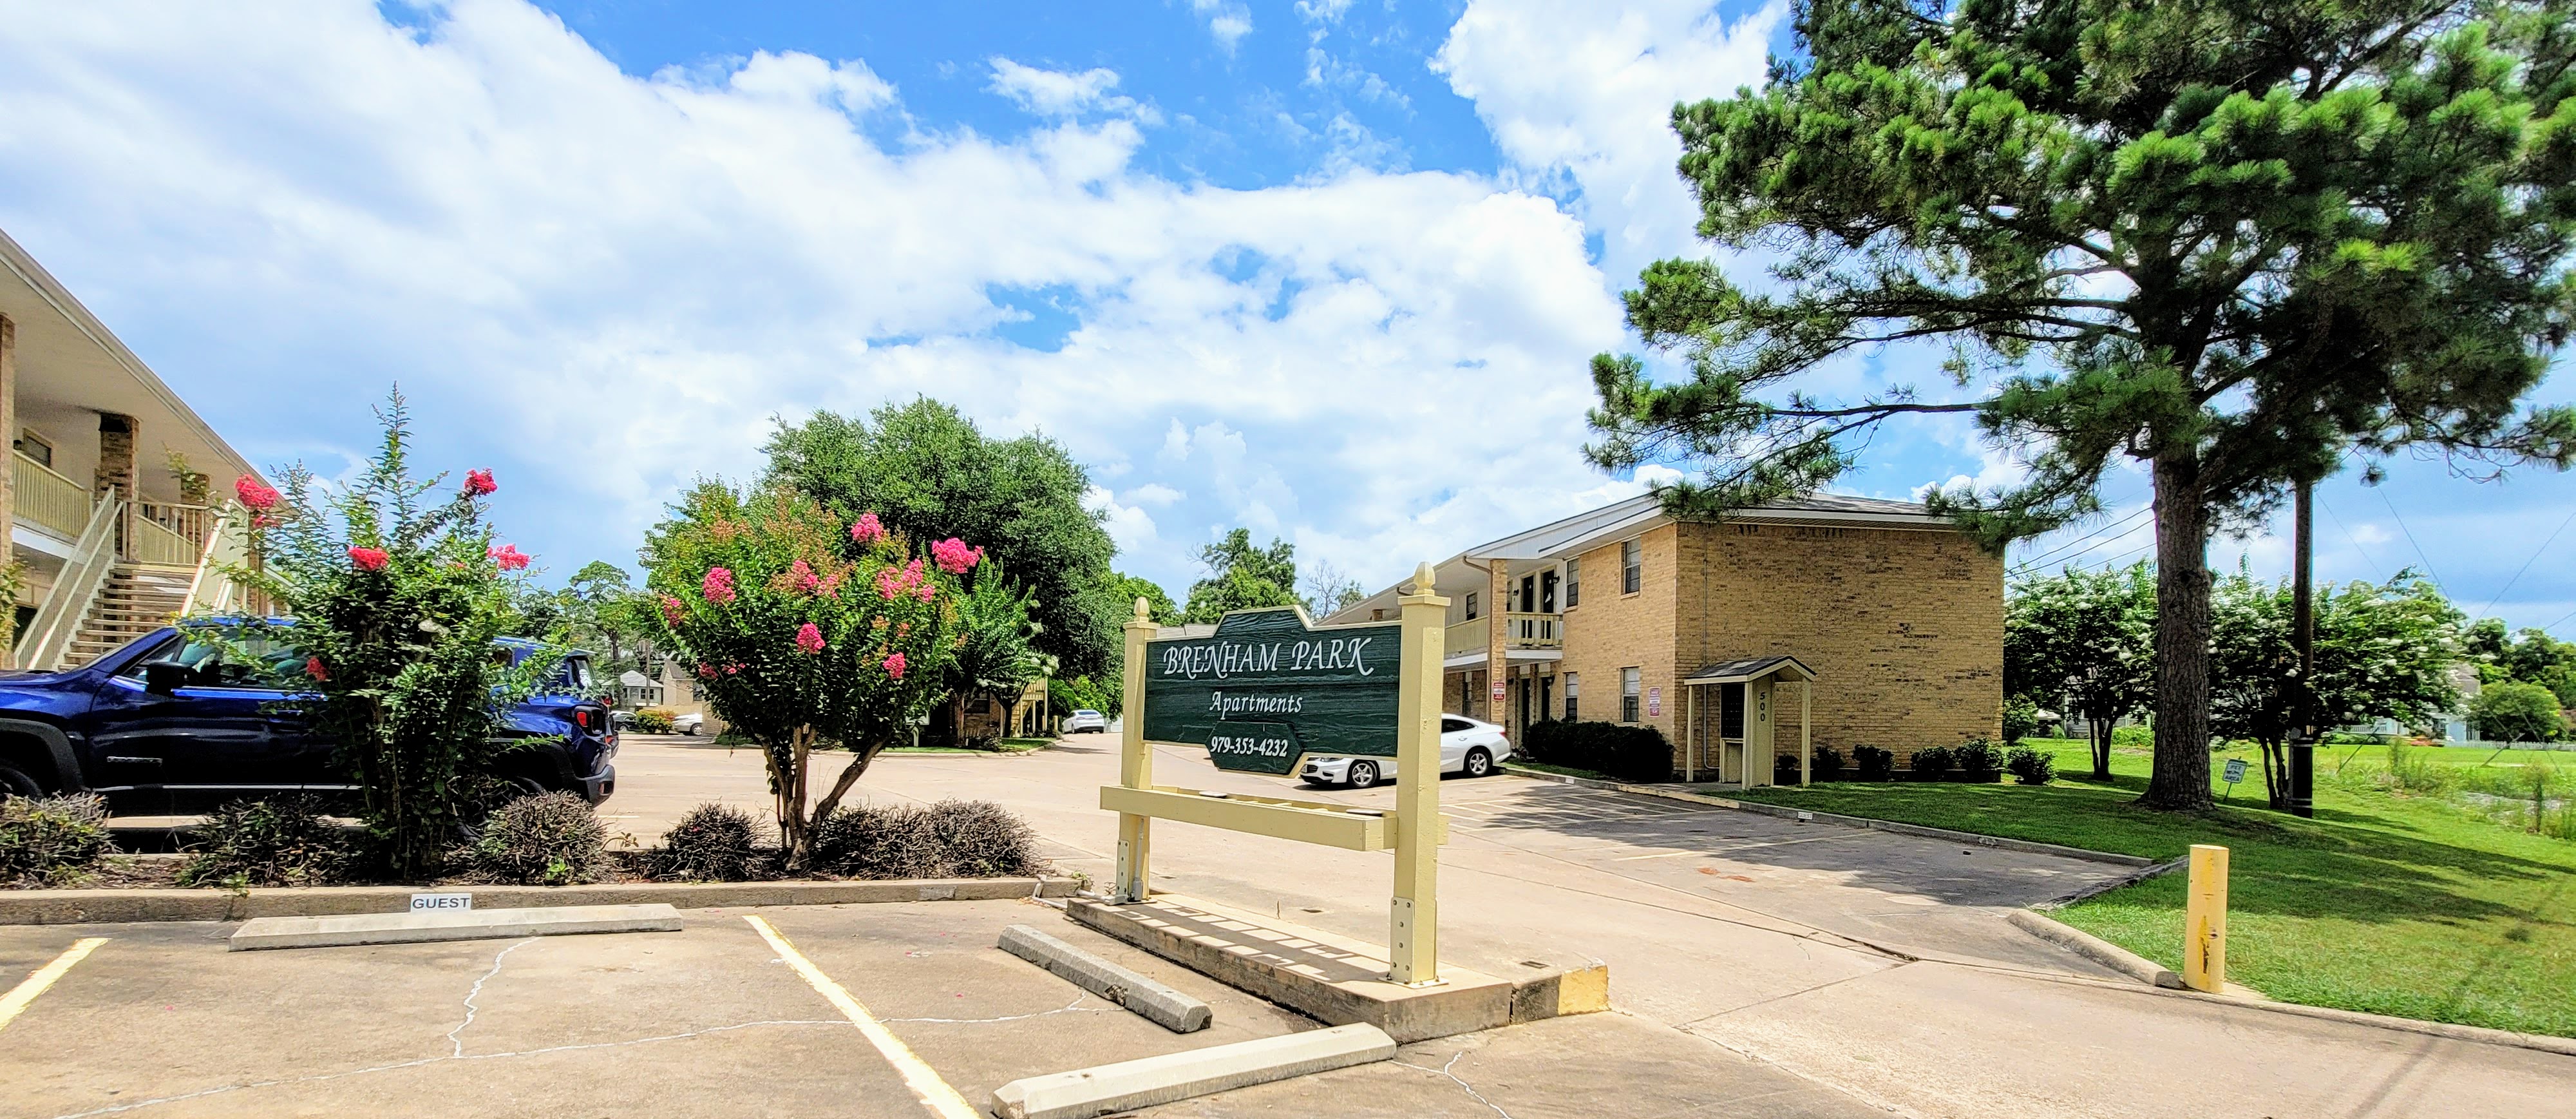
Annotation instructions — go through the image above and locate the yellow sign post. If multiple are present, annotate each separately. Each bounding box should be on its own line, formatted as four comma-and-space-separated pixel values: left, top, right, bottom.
2183, 843, 2229, 993
1106, 562, 1449, 985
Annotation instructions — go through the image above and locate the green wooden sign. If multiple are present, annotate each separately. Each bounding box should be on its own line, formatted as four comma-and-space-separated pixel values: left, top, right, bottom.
1141, 607, 1401, 774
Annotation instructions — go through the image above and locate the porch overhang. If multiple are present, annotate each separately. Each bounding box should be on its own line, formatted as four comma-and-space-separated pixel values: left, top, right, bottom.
1442, 648, 1562, 671
1680, 655, 1815, 686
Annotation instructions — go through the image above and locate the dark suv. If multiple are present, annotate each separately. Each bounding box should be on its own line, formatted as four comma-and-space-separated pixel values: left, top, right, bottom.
0, 625, 616, 812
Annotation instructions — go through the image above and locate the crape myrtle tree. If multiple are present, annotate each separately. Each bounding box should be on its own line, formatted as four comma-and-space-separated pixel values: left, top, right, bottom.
208, 392, 553, 878
645, 487, 966, 869
763, 399, 1125, 680
2207, 568, 2461, 807
1587, 0, 2576, 808
2004, 561, 2155, 780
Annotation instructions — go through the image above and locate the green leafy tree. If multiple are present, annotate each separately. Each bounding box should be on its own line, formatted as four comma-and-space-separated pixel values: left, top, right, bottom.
1586, 0, 2576, 810
763, 399, 1123, 678
2472, 680, 2570, 743
1182, 529, 1300, 624
940, 564, 1052, 746
2208, 569, 2461, 807
209, 392, 551, 877
643, 485, 962, 869
2005, 562, 2155, 779
1110, 572, 1179, 624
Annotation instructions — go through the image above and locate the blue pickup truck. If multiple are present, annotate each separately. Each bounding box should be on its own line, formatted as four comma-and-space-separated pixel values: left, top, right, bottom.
0, 625, 616, 812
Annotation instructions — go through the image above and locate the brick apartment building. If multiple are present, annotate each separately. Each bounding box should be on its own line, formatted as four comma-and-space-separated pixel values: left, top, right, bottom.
1324, 492, 2004, 785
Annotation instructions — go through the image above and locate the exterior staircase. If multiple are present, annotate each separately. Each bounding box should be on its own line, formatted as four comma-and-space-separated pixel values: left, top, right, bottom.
64, 564, 195, 667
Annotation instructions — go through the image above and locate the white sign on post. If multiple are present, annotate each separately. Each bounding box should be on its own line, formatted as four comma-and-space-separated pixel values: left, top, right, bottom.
2221, 758, 2248, 801
411, 892, 473, 913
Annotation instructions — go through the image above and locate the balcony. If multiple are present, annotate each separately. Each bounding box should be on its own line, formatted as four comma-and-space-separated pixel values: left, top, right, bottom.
1442, 611, 1564, 657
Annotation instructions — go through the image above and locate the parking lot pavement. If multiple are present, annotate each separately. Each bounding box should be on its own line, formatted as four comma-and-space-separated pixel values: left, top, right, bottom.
0, 899, 1894, 1119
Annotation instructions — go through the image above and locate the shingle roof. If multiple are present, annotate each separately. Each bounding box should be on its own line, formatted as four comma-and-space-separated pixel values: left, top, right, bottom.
1680, 655, 1816, 684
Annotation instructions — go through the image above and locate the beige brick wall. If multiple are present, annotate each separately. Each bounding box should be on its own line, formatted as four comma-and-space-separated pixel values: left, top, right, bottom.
1555, 524, 1681, 741
1673, 521, 2002, 765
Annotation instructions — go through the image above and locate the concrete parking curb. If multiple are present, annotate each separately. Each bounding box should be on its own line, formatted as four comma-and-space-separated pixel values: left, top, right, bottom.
0, 877, 1077, 925
1499, 765, 2155, 868
229, 904, 684, 950
2005, 909, 2181, 989
989, 1022, 1396, 1119
999, 923, 1212, 1033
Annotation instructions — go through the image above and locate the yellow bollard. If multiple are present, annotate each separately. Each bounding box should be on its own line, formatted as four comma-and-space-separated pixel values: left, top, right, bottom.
2183, 844, 2229, 993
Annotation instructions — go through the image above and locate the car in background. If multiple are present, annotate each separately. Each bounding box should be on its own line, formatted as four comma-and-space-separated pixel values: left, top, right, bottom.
1299, 716, 1510, 789
671, 711, 706, 735
1062, 709, 1108, 734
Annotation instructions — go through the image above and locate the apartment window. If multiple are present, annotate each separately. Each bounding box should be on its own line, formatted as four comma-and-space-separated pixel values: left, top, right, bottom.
1563, 673, 1579, 722
1564, 559, 1581, 608
14, 430, 51, 468
1620, 667, 1641, 723
1464, 591, 1479, 620
1621, 540, 1642, 595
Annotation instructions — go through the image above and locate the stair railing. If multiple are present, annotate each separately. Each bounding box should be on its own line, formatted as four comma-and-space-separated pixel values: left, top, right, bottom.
178, 502, 251, 617
23, 496, 125, 671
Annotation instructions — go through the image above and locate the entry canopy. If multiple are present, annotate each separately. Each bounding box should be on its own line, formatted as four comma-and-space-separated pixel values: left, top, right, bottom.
1680, 655, 1816, 686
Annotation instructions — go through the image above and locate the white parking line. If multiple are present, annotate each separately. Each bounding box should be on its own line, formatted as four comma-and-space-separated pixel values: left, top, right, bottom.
745, 916, 978, 1119
0, 938, 107, 1033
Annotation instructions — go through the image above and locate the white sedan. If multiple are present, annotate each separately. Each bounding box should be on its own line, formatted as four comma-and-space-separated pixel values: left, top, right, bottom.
1062, 709, 1108, 734
671, 711, 706, 735
1300, 716, 1511, 789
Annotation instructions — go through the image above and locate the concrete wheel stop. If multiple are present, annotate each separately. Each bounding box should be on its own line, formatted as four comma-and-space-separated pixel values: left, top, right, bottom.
1067, 895, 1605, 1044
229, 903, 684, 950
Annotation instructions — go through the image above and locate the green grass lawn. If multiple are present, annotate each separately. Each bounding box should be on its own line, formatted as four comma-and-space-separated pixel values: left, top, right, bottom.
1729, 739, 2576, 1037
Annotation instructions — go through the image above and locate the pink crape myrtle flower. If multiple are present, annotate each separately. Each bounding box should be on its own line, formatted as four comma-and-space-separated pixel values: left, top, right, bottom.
930, 537, 984, 575
795, 622, 826, 655
347, 546, 390, 571
702, 566, 737, 604
816, 569, 844, 597
882, 651, 907, 680
660, 595, 687, 627
488, 544, 531, 571
234, 475, 280, 512
786, 559, 820, 595
914, 581, 936, 603
875, 557, 929, 601
724, 662, 744, 675
849, 512, 886, 545
462, 468, 498, 497
305, 656, 328, 682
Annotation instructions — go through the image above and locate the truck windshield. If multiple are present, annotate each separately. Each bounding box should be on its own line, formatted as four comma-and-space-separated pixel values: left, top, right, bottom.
556, 656, 593, 693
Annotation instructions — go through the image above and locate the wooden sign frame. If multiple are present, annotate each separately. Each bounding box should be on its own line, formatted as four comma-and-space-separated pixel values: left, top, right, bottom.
1104, 563, 1448, 984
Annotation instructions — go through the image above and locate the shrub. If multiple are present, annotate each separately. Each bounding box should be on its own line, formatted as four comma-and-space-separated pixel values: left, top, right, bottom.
631, 708, 676, 735
1774, 753, 1801, 785
926, 800, 1039, 877
2110, 724, 2154, 747
178, 796, 349, 887
466, 792, 608, 885
652, 802, 770, 881
1955, 738, 2005, 777
812, 800, 1042, 879
1519, 720, 1673, 782
2006, 745, 2057, 785
1852, 745, 1895, 781
0, 794, 113, 886
2001, 696, 2040, 744
812, 803, 942, 879
1910, 745, 1956, 777
1810, 745, 1846, 781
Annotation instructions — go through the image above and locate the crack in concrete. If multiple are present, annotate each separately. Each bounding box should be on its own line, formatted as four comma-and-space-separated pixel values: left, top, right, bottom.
1393, 1050, 1514, 1119
879, 994, 1101, 1024
447, 938, 535, 1057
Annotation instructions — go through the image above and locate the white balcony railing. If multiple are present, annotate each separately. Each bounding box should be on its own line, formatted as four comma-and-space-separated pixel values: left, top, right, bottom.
1441, 611, 1564, 656
12, 451, 91, 540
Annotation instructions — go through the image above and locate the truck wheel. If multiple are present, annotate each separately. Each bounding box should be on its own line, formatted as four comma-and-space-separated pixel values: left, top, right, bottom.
0, 761, 48, 799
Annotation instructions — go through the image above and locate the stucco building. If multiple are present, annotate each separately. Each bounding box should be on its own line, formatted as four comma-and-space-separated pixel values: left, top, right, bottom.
1325, 492, 2005, 783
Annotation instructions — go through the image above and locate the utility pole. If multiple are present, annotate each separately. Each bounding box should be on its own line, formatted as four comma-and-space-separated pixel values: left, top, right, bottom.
2288, 479, 2316, 819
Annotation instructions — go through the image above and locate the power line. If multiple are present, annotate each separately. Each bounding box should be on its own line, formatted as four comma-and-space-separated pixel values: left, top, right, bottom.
2318, 497, 2382, 579
2377, 486, 2445, 591
2475, 504, 2576, 618
2009, 506, 2153, 576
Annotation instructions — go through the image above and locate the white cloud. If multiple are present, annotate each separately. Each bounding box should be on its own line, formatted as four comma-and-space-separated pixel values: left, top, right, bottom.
1434, 0, 1782, 281
0, 0, 1624, 597
987, 57, 1133, 118
1188, 0, 1255, 52
1126, 483, 1185, 506
1085, 484, 1160, 554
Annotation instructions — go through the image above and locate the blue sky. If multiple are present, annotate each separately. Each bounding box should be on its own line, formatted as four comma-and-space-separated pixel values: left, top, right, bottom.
0, 0, 2569, 636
